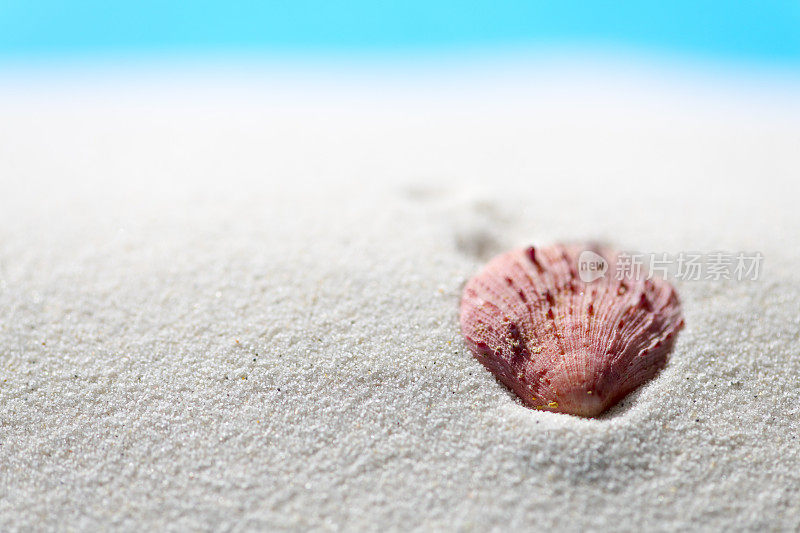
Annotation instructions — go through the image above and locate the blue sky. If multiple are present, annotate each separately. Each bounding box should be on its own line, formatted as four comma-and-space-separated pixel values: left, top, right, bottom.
1, 1, 800, 66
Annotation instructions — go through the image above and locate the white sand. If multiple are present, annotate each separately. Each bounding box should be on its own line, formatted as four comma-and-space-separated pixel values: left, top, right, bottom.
1, 61, 799, 531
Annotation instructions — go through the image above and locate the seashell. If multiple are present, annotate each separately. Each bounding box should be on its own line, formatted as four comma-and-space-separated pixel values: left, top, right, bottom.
460, 243, 684, 417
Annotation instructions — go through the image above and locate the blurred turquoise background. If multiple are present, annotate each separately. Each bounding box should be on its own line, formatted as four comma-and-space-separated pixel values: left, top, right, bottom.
1, 1, 800, 66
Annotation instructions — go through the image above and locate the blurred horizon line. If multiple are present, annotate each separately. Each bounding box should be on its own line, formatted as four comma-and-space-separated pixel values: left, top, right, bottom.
2, 46, 800, 88
2, 47, 799, 121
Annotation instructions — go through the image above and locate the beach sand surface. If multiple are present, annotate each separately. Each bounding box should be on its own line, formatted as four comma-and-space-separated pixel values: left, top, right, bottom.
1, 64, 799, 531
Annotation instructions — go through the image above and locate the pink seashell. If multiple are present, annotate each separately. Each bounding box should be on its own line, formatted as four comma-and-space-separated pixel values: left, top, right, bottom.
460, 243, 684, 417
